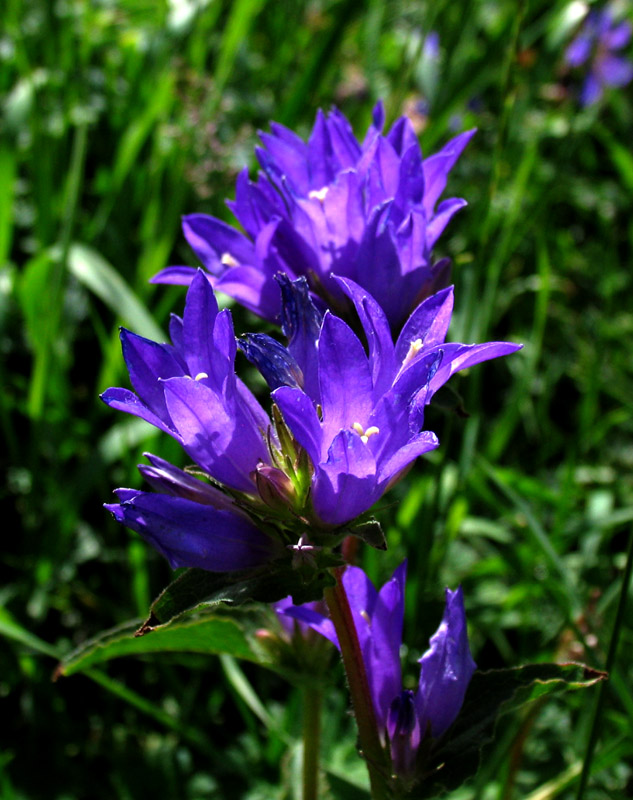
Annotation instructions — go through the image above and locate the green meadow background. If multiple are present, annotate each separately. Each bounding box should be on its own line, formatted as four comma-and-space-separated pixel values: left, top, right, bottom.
2, 0, 633, 797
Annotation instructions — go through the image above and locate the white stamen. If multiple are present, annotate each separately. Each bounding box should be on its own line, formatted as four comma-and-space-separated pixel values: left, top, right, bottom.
360, 609, 371, 625
402, 338, 423, 368
308, 186, 329, 202
352, 422, 380, 444
221, 252, 239, 267
194, 372, 209, 381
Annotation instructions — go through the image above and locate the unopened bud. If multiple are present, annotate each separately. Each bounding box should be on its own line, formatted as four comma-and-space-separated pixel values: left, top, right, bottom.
254, 464, 296, 510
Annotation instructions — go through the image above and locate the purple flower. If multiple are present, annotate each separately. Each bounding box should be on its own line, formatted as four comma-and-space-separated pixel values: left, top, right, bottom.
280, 563, 476, 776
152, 102, 475, 331
101, 270, 283, 570
242, 274, 521, 526
566, 8, 633, 105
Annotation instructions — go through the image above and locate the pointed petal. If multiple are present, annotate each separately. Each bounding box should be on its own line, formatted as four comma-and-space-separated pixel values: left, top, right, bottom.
318, 313, 374, 447
422, 129, 475, 216
119, 328, 183, 418
425, 341, 522, 399
277, 274, 322, 401
395, 287, 454, 362
162, 377, 266, 492
100, 387, 177, 437
333, 276, 397, 398
182, 270, 220, 380
214, 264, 281, 322
150, 265, 198, 285
105, 491, 277, 571
415, 586, 476, 738
238, 333, 303, 391
426, 197, 467, 248
272, 386, 322, 467
312, 430, 378, 525
139, 453, 235, 510
281, 606, 339, 648
182, 214, 256, 275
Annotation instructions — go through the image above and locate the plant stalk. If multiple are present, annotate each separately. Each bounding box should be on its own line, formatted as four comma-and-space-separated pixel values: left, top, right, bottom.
575, 525, 633, 799
324, 567, 391, 800
302, 686, 322, 800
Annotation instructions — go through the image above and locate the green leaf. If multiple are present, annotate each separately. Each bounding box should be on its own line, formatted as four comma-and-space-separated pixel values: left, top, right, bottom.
56, 613, 260, 678
67, 242, 165, 341
139, 564, 336, 633
415, 663, 606, 798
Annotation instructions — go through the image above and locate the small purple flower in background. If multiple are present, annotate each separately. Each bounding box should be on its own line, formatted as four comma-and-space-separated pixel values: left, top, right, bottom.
280, 562, 476, 778
565, 7, 633, 105
153, 102, 475, 332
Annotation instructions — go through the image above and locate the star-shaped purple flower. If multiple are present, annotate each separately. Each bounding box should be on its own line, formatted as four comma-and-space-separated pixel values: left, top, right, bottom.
566, 7, 633, 105
280, 563, 476, 776
153, 102, 475, 331
241, 274, 522, 526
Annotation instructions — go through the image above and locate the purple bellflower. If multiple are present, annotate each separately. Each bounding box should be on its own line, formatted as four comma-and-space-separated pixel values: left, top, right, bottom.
566, 7, 633, 105
240, 274, 522, 527
102, 270, 285, 571
280, 562, 476, 778
152, 102, 475, 331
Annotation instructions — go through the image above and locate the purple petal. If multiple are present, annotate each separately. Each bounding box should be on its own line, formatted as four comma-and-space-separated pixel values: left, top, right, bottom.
214, 264, 281, 322
333, 276, 397, 398
377, 431, 439, 486
100, 387, 178, 437
604, 20, 632, 50
422, 129, 476, 216
272, 386, 322, 467
386, 116, 420, 157
277, 274, 322, 401
281, 605, 339, 647
395, 287, 454, 362
565, 35, 592, 67
238, 333, 303, 391
182, 214, 256, 275
227, 168, 284, 239
182, 270, 220, 381
367, 562, 407, 725
151, 265, 198, 286
415, 586, 476, 738
119, 328, 183, 420
312, 430, 378, 525
162, 377, 267, 493
105, 491, 277, 571
138, 453, 235, 510
424, 341, 522, 398
581, 73, 603, 106
257, 130, 309, 194
595, 53, 633, 87
318, 313, 374, 449
426, 197, 467, 248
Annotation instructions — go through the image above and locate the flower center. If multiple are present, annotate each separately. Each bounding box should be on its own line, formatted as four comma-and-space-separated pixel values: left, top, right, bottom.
221, 252, 239, 267
308, 186, 329, 203
352, 422, 380, 444
402, 338, 423, 368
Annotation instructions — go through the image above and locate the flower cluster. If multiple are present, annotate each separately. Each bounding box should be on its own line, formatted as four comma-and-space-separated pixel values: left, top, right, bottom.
102, 103, 523, 794
566, 7, 633, 105
152, 102, 474, 331
279, 562, 476, 779
104, 269, 519, 564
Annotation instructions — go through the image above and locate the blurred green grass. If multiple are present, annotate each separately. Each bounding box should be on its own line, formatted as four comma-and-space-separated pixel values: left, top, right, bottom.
2, 0, 633, 797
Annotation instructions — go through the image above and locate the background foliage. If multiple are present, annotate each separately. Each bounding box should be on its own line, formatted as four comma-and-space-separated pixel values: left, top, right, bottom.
2, 0, 632, 797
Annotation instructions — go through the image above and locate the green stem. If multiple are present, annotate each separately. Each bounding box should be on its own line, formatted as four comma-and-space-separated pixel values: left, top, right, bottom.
575, 525, 633, 800
302, 686, 322, 800
324, 567, 391, 800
